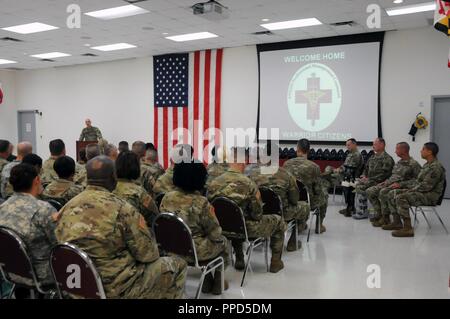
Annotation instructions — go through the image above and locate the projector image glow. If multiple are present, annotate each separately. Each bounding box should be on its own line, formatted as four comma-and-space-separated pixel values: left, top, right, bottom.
192, 1, 230, 21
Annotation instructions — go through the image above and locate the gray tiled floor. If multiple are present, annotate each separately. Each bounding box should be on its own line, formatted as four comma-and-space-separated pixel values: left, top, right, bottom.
185, 198, 450, 299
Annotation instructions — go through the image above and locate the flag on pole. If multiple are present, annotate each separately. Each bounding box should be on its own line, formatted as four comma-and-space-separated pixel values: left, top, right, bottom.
153, 49, 223, 168
434, 0, 450, 36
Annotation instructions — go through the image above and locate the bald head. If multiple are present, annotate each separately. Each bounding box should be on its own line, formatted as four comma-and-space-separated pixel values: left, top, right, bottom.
86, 155, 117, 192
85, 118, 92, 127
17, 142, 32, 160
132, 141, 146, 159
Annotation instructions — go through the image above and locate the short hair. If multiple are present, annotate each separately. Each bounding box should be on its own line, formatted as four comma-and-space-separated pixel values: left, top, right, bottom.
146, 143, 155, 151
9, 163, 38, 192
397, 142, 410, 152
146, 149, 158, 162
118, 141, 129, 152
347, 138, 357, 145
0, 140, 11, 153
173, 161, 207, 192
424, 142, 439, 156
104, 144, 118, 157
54, 156, 76, 179
116, 151, 140, 180
79, 148, 87, 162
86, 156, 116, 188
376, 138, 386, 146
297, 139, 310, 153
132, 141, 146, 158
86, 144, 101, 160
49, 139, 65, 156
22, 154, 43, 170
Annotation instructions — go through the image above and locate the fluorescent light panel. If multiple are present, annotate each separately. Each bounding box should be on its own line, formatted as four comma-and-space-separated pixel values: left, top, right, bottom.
0, 59, 17, 65
261, 18, 322, 30
31, 52, 71, 59
165, 32, 218, 42
1, 22, 59, 34
386, 1, 436, 16
85, 5, 149, 20
91, 43, 136, 51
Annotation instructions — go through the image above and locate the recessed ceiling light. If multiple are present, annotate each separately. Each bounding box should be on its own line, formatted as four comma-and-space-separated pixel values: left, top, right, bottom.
261, 18, 322, 31
393, 0, 404, 4
386, 1, 435, 16
162, 32, 169, 35
91, 43, 137, 51
30, 52, 71, 59
84, 44, 91, 47
1, 22, 59, 34
85, 4, 149, 20
262, 18, 270, 22
165, 32, 218, 42
0, 59, 17, 65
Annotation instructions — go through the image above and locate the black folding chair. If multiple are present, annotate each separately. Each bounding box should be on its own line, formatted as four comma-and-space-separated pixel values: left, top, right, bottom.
152, 213, 224, 299
49, 243, 106, 299
296, 180, 320, 242
211, 197, 269, 287
0, 226, 54, 299
411, 179, 448, 234
46, 199, 64, 211
259, 187, 298, 251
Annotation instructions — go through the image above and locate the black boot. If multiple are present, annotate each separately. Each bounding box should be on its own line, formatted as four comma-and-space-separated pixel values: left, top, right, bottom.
231, 240, 245, 271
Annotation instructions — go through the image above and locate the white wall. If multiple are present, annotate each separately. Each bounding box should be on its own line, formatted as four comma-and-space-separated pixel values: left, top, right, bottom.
1, 26, 449, 162
0, 70, 17, 145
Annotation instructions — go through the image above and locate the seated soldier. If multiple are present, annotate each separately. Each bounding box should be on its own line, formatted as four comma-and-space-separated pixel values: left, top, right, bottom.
1, 142, 32, 199
73, 143, 100, 187
118, 141, 129, 153
41, 139, 66, 187
207, 147, 287, 273
113, 151, 159, 226
153, 144, 194, 195
366, 142, 421, 227
55, 156, 187, 299
104, 143, 119, 161
22, 153, 43, 175
160, 161, 229, 295
0, 139, 12, 176
142, 148, 165, 187
0, 164, 57, 287
206, 145, 230, 185
41, 156, 83, 205
245, 144, 310, 251
132, 141, 157, 194
388, 142, 446, 237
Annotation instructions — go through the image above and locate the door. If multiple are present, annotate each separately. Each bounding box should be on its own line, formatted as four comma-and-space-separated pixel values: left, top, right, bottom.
432, 97, 450, 199
17, 111, 37, 153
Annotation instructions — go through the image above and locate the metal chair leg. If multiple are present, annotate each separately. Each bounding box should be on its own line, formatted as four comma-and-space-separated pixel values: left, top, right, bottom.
7, 284, 16, 299
432, 208, 449, 234
195, 268, 207, 299
241, 242, 255, 287
419, 207, 431, 229
264, 239, 270, 272
294, 223, 299, 250
307, 210, 315, 242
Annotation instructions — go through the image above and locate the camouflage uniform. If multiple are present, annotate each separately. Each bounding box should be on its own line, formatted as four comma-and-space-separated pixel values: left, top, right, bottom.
388, 159, 446, 219
79, 126, 102, 141
0, 157, 8, 175
0, 193, 57, 285
41, 179, 83, 205
206, 170, 286, 255
142, 161, 165, 182
139, 164, 158, 195
153, 167, 177, 195
355, 151, 395, 195
160, 190, 229, 266
284, 155, 328, 220
40, 157, 58, 187
366, 157, 421, 218
73, 164, 87, 187
55, 185, 187, 299
246, 164, 310, 223
1, 160, 20, 199
113, 179, 159, 226
206, 162, 230, 185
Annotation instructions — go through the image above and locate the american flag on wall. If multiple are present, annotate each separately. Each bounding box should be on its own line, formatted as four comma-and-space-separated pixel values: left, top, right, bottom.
153, 49, 223, 168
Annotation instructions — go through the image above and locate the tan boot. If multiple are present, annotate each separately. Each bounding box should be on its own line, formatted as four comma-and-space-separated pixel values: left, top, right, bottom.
392, 217, 414, 237
211, 269, 229, 295
269, 252, 284, 273
382, 214, 402, 231
201, 273, 214, 294
372, 215, 388, 227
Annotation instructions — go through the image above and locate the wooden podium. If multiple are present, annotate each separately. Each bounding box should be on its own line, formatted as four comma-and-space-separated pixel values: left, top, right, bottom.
76, 141, 98, 162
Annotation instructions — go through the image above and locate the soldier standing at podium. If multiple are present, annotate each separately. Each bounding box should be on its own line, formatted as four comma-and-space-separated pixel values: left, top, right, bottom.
79, 118, 102, 141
